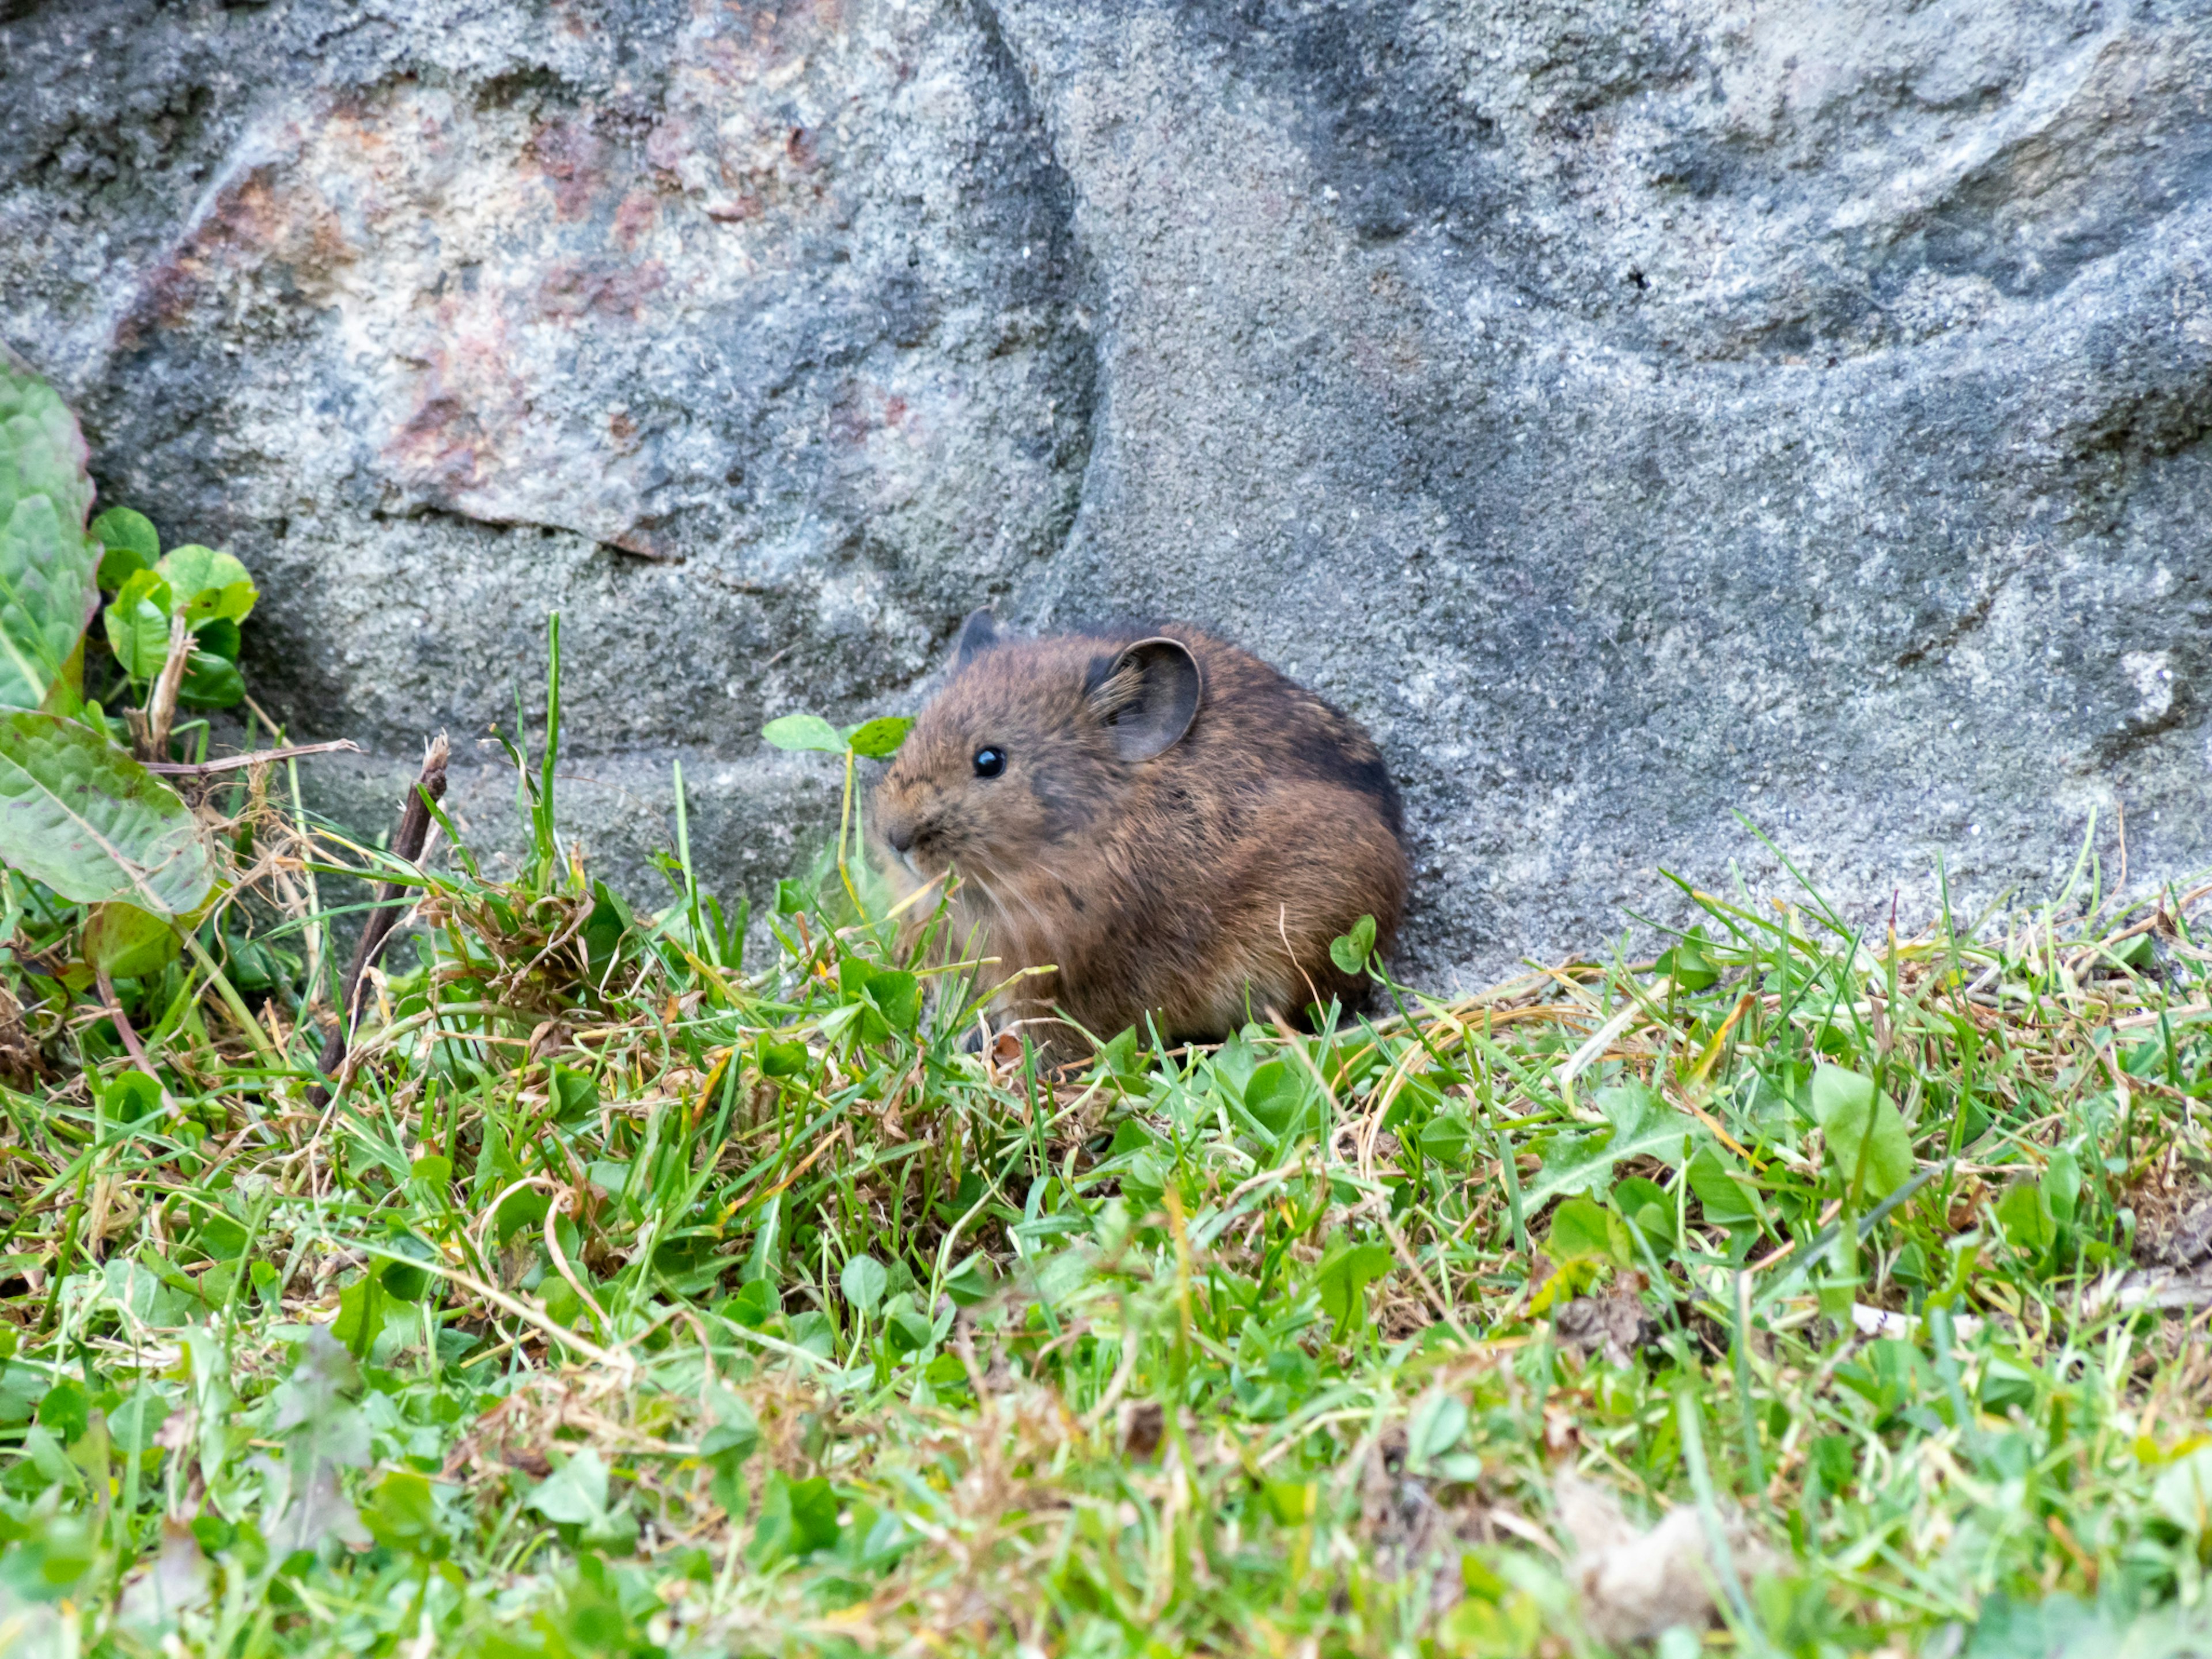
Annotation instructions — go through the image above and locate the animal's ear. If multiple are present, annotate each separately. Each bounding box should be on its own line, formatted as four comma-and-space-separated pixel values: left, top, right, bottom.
1090, 636, 1202, 760
954, 608, 1001, 665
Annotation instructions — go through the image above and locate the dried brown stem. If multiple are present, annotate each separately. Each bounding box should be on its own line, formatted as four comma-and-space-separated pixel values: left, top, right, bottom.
308, 734, 450, 1107
134, 612, 194, 764
96, 967, 156, 1073
143, 739, 361, 775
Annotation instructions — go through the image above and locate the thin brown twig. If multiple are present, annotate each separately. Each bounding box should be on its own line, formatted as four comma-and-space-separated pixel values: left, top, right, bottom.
95, 968, 156, 1073
309, 734, 449, 1107
143, 739, 361, 775
132, 612, 194, 763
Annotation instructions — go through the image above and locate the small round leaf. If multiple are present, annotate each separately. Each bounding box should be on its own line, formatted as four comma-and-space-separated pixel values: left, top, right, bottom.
840, 1253, 888, 1315
91, 507, 158, 588
761, 713, 849, 753
1329, 914, 1378, 976
844, 715, 914, 759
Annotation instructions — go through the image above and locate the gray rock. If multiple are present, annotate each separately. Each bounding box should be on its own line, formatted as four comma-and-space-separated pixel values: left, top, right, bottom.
5, 0, 2208, 984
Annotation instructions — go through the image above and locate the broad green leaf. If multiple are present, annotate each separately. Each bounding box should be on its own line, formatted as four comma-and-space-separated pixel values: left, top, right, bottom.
1314, 1239, 1392, 1337
332, 1273, 415, 1361
581, 879, 632, 976
700, 1392, 760, 1465
761, 713, 847, 753
104, 1070, 163, 1122
1093, 1027, 1150, 1089
2042, 1145, 2082, 1226
273, 1328, 363, 1435
1687, 1143, 1762, 1228
156, 545, 256, 625
844, 715, 913, 758
97, 546, 148, 591
377, 1236, 435, 1301
1811, 1064, 1914, 1203
944, 1252, 996, 1306
91, 507, 158, 588
868, 968, 922, 1032
0, 710, 216, 913
1330, 913, 1377, 975
84, 900, 179, 979
1243, 1059, 1312, 1141
1, 357, 96, 532
1612, 1174, 1677, 1248
787, 1475, 840, 1552
362, 1469, 445, 1558
550, 1064, 599, 1122
177, 650, 245, 709
191, 616, 241, 662
0, 495, 99, 710
1654, 930, 1719, 991
759, 1037, 809, 1078
526, 1448, 635, 1547
840, 1253, 888, 1315
1546, 1195, 1613, 1261
1521, 1086, 1695, 1211
271, 1330, 372, 1512
0, 361, 100, 712
2154, 1445, 2212, 1536
38, 1377, 90, 1443
1596, 1083, 1691, 1167
1995, 1180, 2053, 1254
1406, 1391, 1468, 1470
1528, 1129, 1615, 1205
270, 1478, 369, 1566
1263, 1480, 1318, 1527
749, 1472, 839, 1565
103, 569, 174, 679
1416, 1112, 1474, 1168
748, 1471, 799, 1566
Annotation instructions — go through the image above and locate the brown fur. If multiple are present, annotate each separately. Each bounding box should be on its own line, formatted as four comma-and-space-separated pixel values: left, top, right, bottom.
869, 618, 1408, 1054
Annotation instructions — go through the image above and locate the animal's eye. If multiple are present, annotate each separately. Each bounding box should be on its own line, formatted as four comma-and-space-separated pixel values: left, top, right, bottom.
972, 746, 1007, 779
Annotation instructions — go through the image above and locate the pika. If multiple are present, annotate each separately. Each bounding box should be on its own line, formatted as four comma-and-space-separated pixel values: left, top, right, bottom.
869, 611, 1408, 1054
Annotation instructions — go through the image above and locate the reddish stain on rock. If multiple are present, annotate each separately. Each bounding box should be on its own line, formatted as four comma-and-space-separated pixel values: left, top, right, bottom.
528, 117, 611, 221
612, 188, 661, 248
380, 306, 532, 505
389, 393, 492, 498
828, 385, 920, 446
535, 258, 669, 321
118, 162, 349, 346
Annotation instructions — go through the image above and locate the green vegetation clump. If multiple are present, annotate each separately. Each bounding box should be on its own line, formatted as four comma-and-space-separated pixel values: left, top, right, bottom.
2, 662, 2209, 1657
1, 362, 2210, 1658
0, 351, 298, 1063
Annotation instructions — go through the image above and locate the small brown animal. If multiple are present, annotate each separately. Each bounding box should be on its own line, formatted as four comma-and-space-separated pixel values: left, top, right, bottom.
869, 611, 1408, 1054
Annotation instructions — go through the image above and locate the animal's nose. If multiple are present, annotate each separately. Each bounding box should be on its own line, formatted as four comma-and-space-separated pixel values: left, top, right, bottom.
887, 823, 914, 855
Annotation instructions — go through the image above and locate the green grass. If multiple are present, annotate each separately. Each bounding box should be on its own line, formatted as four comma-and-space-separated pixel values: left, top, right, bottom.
3, 705, 2211, 1658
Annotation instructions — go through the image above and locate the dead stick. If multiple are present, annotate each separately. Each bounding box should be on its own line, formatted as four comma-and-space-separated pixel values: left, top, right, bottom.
309, 735, 449, 1105
96, 968, 157, 1073
138, 612, 194, 763
145, 739, 361, 775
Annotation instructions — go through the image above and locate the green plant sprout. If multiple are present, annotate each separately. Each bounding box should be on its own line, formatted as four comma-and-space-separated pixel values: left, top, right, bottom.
759, 709, 913, 918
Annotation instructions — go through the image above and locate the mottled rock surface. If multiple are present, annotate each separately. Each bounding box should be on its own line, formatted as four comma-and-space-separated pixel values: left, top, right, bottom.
5, 0, 2208, 982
